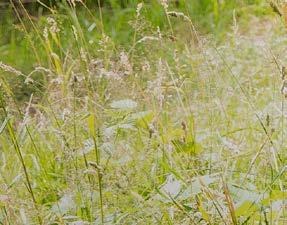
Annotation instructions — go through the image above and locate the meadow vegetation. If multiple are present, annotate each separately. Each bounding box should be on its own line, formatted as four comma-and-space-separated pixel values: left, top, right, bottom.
0, 0, 287, 224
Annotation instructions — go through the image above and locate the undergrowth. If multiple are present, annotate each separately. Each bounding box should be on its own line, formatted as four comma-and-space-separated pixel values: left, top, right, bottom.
0, 0, 286, 224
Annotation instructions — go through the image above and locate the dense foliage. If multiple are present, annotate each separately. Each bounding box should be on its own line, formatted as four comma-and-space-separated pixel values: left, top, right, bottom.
0, 0, 287, 224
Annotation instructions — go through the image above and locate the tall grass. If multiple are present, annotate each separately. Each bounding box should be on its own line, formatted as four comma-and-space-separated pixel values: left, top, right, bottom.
0, 0, 287, 224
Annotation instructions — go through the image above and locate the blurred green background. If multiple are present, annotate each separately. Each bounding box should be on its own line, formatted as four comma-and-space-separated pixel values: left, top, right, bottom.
0, 0, 268, 101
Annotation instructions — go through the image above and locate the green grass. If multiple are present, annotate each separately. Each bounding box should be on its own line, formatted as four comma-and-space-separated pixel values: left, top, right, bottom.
0, 0, 287, 224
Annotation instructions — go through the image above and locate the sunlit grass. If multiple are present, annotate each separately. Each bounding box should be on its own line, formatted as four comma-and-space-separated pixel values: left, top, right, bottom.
0, 0, 286, 224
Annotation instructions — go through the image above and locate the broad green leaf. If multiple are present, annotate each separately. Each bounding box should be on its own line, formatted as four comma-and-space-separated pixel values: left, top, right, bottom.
179, 174, 219, 198
103, 123, 136, 138
160, 174, 182, 197
262, 190, 287, 205
198, 204, 210, 222
172, 139, 203, 154
154, 174, 183, 202
110, 99, 137, 110
129, 111, 152, 121
52, 193, 75, 215
235, 200, 258, 217
77, 138, 93, 156
128, 110, 154, 128
230, 186, 260, 207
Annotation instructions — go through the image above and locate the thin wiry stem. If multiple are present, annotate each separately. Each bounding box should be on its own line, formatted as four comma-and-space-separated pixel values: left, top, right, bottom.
93, 135, 104, 224
0, 98, 42, 225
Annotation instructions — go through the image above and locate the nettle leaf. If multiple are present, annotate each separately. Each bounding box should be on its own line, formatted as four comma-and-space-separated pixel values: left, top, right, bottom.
110, 99, 137, 110
229, 186, 261, 217
51, 193, 76, 215
262, 190, 287, 205
63, 219, 89, 225
179, 174, 219, 198
103, 125, 117, 138
129, 111, 151, 120
128, 110, 154, 128
154, 174, 183, 202
103, 123, 136, 138
160, 174, 182, 197
94, 212, 122, 224
161, 128, 183, 143
230, 186, 260, 206
118, 123, 135, 130
235, 200, 258, 217
77, 139, 93, 156
270, 200, 285, 212
100, 142, 115, 155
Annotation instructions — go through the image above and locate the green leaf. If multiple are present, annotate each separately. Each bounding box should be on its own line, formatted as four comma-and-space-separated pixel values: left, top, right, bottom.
179, 174, 219, 198
110, 99, 137, 110
87, 114, 96, 137
172, 139, 202, 154
129, 111, 152, 120
235, 200, 258, 217
262, 190, 287, 205
52, 193, 75, 215
129, 110, 153, 129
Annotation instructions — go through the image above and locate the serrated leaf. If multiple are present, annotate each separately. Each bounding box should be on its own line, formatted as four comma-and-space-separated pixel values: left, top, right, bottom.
77, 139, 93, 156
179, 174, 219, 198
160, 174, 182, 197
100, 142, 115, 155
129, 111, 151, 120
110, 99, 137, 110
103, 123, 136, 138
230, 186, 260, 207
52, 193, 75, 214
131, 111, 154, 129
153, 174, 183, 202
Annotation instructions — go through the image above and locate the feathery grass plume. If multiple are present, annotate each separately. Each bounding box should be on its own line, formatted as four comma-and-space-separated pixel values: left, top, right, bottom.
136, 2, 143, 17
72, 25, 78, 41
80, 48, 88, 63
232, 9, 238, 35
47, 17, 60, 34
137, 36, 160, 44
147, 59, 166, 109
120, 52, 133, 75
167, 11, 191, 22
142, 60, 151, 72
1, 1, 286, 224
160, 0, 169, 10
0, 62, 23, 76
43, 27, 48, 40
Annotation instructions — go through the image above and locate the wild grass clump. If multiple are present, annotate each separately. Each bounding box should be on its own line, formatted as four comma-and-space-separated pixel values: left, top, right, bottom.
0, 0, 287, 224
